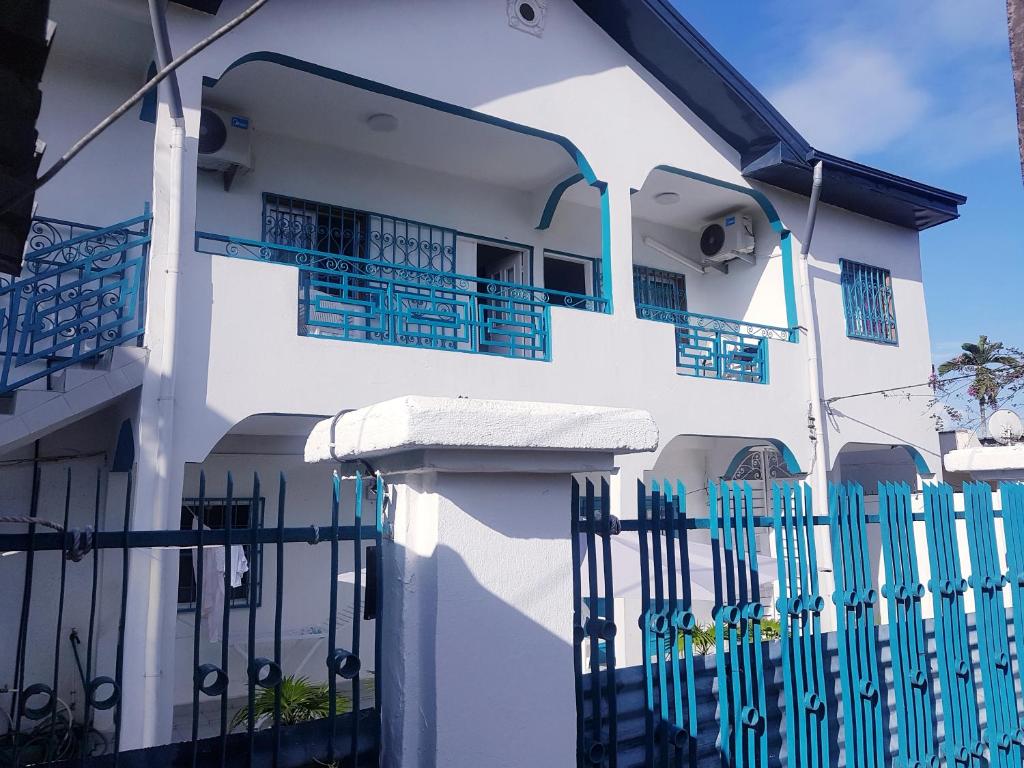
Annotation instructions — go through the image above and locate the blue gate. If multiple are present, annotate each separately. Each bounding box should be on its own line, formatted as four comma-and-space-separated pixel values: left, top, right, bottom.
572, 479, 1024, 768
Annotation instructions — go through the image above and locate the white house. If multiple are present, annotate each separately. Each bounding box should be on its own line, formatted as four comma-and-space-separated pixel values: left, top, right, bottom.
0, 1, 967, 765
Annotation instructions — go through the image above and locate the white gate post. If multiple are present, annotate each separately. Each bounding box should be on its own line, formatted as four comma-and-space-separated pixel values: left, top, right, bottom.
306, 396, 657, 768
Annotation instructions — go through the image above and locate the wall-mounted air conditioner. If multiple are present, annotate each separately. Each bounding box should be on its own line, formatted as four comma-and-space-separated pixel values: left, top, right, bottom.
197, 107, 252, 175
699, 214, 755, 264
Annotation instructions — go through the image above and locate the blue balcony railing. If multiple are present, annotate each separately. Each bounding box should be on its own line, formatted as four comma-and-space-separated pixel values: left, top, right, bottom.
196, 232, 607, 360
0, 210, 151, 395
636, 304, 792, 384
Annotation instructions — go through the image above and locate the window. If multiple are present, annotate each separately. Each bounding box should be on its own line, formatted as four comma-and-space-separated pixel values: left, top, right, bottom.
177, 498, 264, 611
263, 193, 368, 261
840, 259, 897, 344
542, 251, 600, 309
632, 265, 686, 313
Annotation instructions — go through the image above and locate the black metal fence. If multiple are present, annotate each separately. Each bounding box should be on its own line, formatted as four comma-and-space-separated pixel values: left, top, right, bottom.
0, 467, 383, 768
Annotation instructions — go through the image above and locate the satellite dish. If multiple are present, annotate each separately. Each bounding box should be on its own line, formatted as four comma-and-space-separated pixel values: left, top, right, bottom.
986, 409, 1024, 445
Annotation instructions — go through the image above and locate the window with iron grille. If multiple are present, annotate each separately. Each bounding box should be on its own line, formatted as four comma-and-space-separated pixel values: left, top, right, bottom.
177, 498, 264, 611
262, 193, 369, 261
632, 265, 686, 312
840, 259, 898, 344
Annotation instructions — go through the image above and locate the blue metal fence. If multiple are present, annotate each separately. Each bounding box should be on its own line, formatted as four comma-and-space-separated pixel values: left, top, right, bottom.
573, 479, 1024, 768
635, 304, 788, 384
0, 467, 383, 768
0, 211, 152, 396
197, 232, 609, 361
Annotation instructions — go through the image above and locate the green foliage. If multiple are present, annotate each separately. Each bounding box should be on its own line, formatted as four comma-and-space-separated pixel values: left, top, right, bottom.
937, 335, 1024, 424
681, 617, 782, 655
230, 675, 349, 732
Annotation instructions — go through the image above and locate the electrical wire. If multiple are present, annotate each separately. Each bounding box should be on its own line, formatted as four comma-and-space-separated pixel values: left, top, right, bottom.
0, 0, 271, 216
825, 363, 1024, 405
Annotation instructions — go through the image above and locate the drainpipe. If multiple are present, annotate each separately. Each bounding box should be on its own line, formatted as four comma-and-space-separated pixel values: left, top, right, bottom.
139, 0, 186, 746
798, 162, 830, 517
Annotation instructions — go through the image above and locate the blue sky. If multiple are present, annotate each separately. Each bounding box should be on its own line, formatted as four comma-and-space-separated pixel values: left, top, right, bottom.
677, 0, 1023, 365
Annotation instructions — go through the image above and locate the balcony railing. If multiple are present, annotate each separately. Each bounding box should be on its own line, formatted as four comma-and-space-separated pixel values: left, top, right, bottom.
0, 211, 151, 395
636, 304, 792, 384
196, 232, 608, 360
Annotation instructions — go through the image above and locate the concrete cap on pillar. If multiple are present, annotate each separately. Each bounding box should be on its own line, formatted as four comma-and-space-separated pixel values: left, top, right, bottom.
304, 395, 658, 472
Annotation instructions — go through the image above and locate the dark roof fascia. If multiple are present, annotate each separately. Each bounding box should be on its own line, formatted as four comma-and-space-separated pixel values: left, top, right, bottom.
573, 0, 966, 230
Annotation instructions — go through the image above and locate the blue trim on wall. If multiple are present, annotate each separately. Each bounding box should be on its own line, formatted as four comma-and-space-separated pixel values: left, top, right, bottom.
651, 164, 798, 332
140, 62, 158, 124
205, 51, 613, 311
899, 445, 932, 476
537, 173, 585, 230
723, 440, 803, 477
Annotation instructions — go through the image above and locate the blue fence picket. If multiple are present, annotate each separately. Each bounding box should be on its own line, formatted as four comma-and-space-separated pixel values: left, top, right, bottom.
772, 482, 829, 768
1001, 482, 1024, 710
922, 483, 985, 768
709, 481, 767, 768
828, 483, 884, 768
963, 482, 1023, 767
877, 482, 938, 768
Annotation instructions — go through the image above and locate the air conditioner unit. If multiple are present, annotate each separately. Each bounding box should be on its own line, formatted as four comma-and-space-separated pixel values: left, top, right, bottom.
197, 107, 252, 173
699, 214, 755, 264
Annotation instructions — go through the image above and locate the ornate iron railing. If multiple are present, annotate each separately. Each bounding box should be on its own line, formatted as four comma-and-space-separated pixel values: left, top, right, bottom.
0, 210, 152, 396
197, 232, 607, 360
635, 303, 790, 384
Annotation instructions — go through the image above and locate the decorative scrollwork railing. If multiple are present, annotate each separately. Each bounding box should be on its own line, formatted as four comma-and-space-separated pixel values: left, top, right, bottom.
0, 210, 151, 396
196, 231, 602, 360
636, 303, 792, 384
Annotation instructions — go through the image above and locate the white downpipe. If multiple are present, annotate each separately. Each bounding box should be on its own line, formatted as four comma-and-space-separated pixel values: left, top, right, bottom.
798, 163, 830, 519
140, 120, 184, 745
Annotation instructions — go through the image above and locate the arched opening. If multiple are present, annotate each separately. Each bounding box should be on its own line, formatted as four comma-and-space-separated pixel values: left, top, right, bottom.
172, 412, 375, 741
831, 441, 931, 491
193, 56, 610, 361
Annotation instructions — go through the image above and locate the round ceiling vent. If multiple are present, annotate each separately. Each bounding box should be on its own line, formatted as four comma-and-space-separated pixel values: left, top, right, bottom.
700, 223, 726, 257
508, 0, 546, 36
198, 108, 227, 155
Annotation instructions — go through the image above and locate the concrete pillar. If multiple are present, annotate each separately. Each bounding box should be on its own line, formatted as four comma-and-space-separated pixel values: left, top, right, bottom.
305, 396, 658, 768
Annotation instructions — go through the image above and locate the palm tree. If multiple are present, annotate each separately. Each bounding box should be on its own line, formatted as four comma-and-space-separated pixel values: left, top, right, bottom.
1009, 0, 1024, 182
938, 335, 1022, 423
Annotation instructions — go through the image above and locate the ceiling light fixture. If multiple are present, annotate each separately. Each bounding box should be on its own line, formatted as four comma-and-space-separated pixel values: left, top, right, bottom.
366, 113, 398, 133
654, 191, 680, 205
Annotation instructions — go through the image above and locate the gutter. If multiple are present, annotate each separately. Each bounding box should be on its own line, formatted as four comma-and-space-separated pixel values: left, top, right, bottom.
797, 162, 830, 521
141, 0, 186, 746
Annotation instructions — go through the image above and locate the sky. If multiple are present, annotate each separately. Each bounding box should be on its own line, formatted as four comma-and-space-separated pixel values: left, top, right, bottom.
676, 0, 1024, 366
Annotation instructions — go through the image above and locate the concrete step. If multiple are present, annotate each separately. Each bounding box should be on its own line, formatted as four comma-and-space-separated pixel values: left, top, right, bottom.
0, 344, 149, 453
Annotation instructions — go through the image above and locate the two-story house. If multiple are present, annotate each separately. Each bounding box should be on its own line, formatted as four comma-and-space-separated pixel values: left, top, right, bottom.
0, 0, 965, 764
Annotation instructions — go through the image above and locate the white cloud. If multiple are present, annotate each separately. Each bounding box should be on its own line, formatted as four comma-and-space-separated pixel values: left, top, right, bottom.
763, 0, 1013, 170
770, 43, 929, 156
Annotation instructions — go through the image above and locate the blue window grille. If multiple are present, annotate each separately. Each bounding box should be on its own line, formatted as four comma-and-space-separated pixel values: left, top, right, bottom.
840, 259, 898, 344
633, 265, 686, 312
177, 497, 265, 611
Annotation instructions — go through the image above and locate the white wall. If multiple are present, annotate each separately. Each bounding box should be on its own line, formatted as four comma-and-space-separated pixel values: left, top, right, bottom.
772, 189, 939, 474
35, 54, 153, 226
